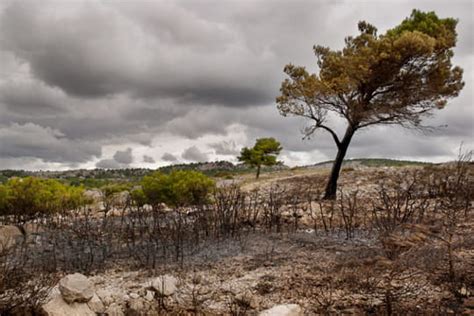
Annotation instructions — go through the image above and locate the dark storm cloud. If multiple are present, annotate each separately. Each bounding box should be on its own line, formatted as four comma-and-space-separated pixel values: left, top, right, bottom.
96, 147, 134, 169
95, 159, 123, 169
0, 79, 69, 114
0, 0, 472, 169
0, 123, 101, 163
143, 155, 156, 163
0, 0, 278, 106
210, 140, 240, 156
113, 148, 133, 164
161, 153, 178, 162
182, 146, 209, 162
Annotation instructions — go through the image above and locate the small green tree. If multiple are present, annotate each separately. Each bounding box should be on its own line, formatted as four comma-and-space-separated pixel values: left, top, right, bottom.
238, 138, 282, 179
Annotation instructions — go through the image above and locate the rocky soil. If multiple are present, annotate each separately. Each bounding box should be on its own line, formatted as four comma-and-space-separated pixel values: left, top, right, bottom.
39, 226, 473, 315
2, 164, 473, 315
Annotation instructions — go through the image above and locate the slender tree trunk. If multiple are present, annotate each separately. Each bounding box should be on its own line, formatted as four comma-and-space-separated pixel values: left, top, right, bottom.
323, 126, 356, 200
256, 165, 261, 179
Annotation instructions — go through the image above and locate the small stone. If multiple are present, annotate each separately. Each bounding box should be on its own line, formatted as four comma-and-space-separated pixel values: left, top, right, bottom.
236, 291, 258, 309
96, 288, 114, 306
127, 298, 146, 316
59, 273, 94, 304
105, 303, 124, 316
259, 304, 303, 316
149, 275, 178, 296
87, 294, 105, 313
144, 290, 154, 301
0, 225, 23, 251
460, 286, 470, 297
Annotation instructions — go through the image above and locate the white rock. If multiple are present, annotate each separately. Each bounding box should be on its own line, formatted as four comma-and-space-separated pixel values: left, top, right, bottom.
149, 275, 178, 296
59, 273, 94, 303
144, 290, 154, 301
259, 304, 303, 316
87, 294, 105, 313
127, 298, 146, 315
111, 288, 128, 302
0, 225, 23, 250
129, 292, 140, 299
105, 303, 124, 316
96, 288, 115, 306
42, 293, 95, 316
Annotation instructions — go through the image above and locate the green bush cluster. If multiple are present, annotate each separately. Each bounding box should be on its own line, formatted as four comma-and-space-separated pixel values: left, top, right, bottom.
0, 177, 89, 223
139, 170, 215, 208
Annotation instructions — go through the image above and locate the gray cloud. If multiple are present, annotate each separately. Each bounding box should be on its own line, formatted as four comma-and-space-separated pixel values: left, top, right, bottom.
0, 79, 69, 115
0, 123, 101, 164
96, 159, 123, 169
0, 0, 277, 106
182, 146, 209, 162
96, 147, 134, 168
143, 155, 155, 163
0, 0, 472, 170
113, 147, 133, 164
161, 153, 178, 162
210, 140, 240, 156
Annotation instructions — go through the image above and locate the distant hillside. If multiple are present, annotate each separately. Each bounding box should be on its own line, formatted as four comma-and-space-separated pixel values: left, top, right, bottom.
158, 161, 240, 175
0, 161, 288, 186
309, 158, 432, 169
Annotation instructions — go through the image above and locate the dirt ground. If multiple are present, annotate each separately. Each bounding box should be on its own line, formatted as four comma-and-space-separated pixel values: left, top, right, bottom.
84, 164, 473, 315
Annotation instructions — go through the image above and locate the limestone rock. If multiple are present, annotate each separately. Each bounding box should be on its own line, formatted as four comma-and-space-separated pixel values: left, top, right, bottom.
149, 275, 178, 296
96, 288, 115, 306
144, 290, 154, 301
87, 294, 105, 313
0, 225, 23, 250
59, 273, 94, 303
105, 303, 124, 316
41, 293, 95, 316
126, 298, 147, 316
24, 222, 44, 236
259, 304, 303, 316
236, 291, 259, 309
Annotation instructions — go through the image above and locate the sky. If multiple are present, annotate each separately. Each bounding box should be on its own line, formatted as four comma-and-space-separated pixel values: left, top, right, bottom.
0, 0, 472, 170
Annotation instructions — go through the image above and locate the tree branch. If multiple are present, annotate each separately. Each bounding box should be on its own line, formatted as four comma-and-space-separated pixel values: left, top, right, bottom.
313, 122, 341, 148
318, 124, 342, 148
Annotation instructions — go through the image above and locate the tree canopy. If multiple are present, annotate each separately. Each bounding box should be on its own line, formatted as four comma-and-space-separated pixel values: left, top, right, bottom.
0, 177, 89, 224
141, 170, 215, 208
238, 138, 282, 178
276, 10, 464, 198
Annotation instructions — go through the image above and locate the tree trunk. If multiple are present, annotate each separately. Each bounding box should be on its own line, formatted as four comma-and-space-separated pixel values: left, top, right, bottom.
256, 165, 261, 179
323, 126, 355, 200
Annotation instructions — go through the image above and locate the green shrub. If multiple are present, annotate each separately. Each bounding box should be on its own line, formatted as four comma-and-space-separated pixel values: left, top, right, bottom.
0, 184, 8, 216
130, 188, 147, 208
141, 170, 215, 208
214, 171, 234, 179
0, 177, 88, 223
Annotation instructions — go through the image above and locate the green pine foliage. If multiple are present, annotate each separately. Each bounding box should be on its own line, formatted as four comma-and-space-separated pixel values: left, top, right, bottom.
238, 138, 283, 178
141, 170, 215, 208
0, 177, 89, 223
